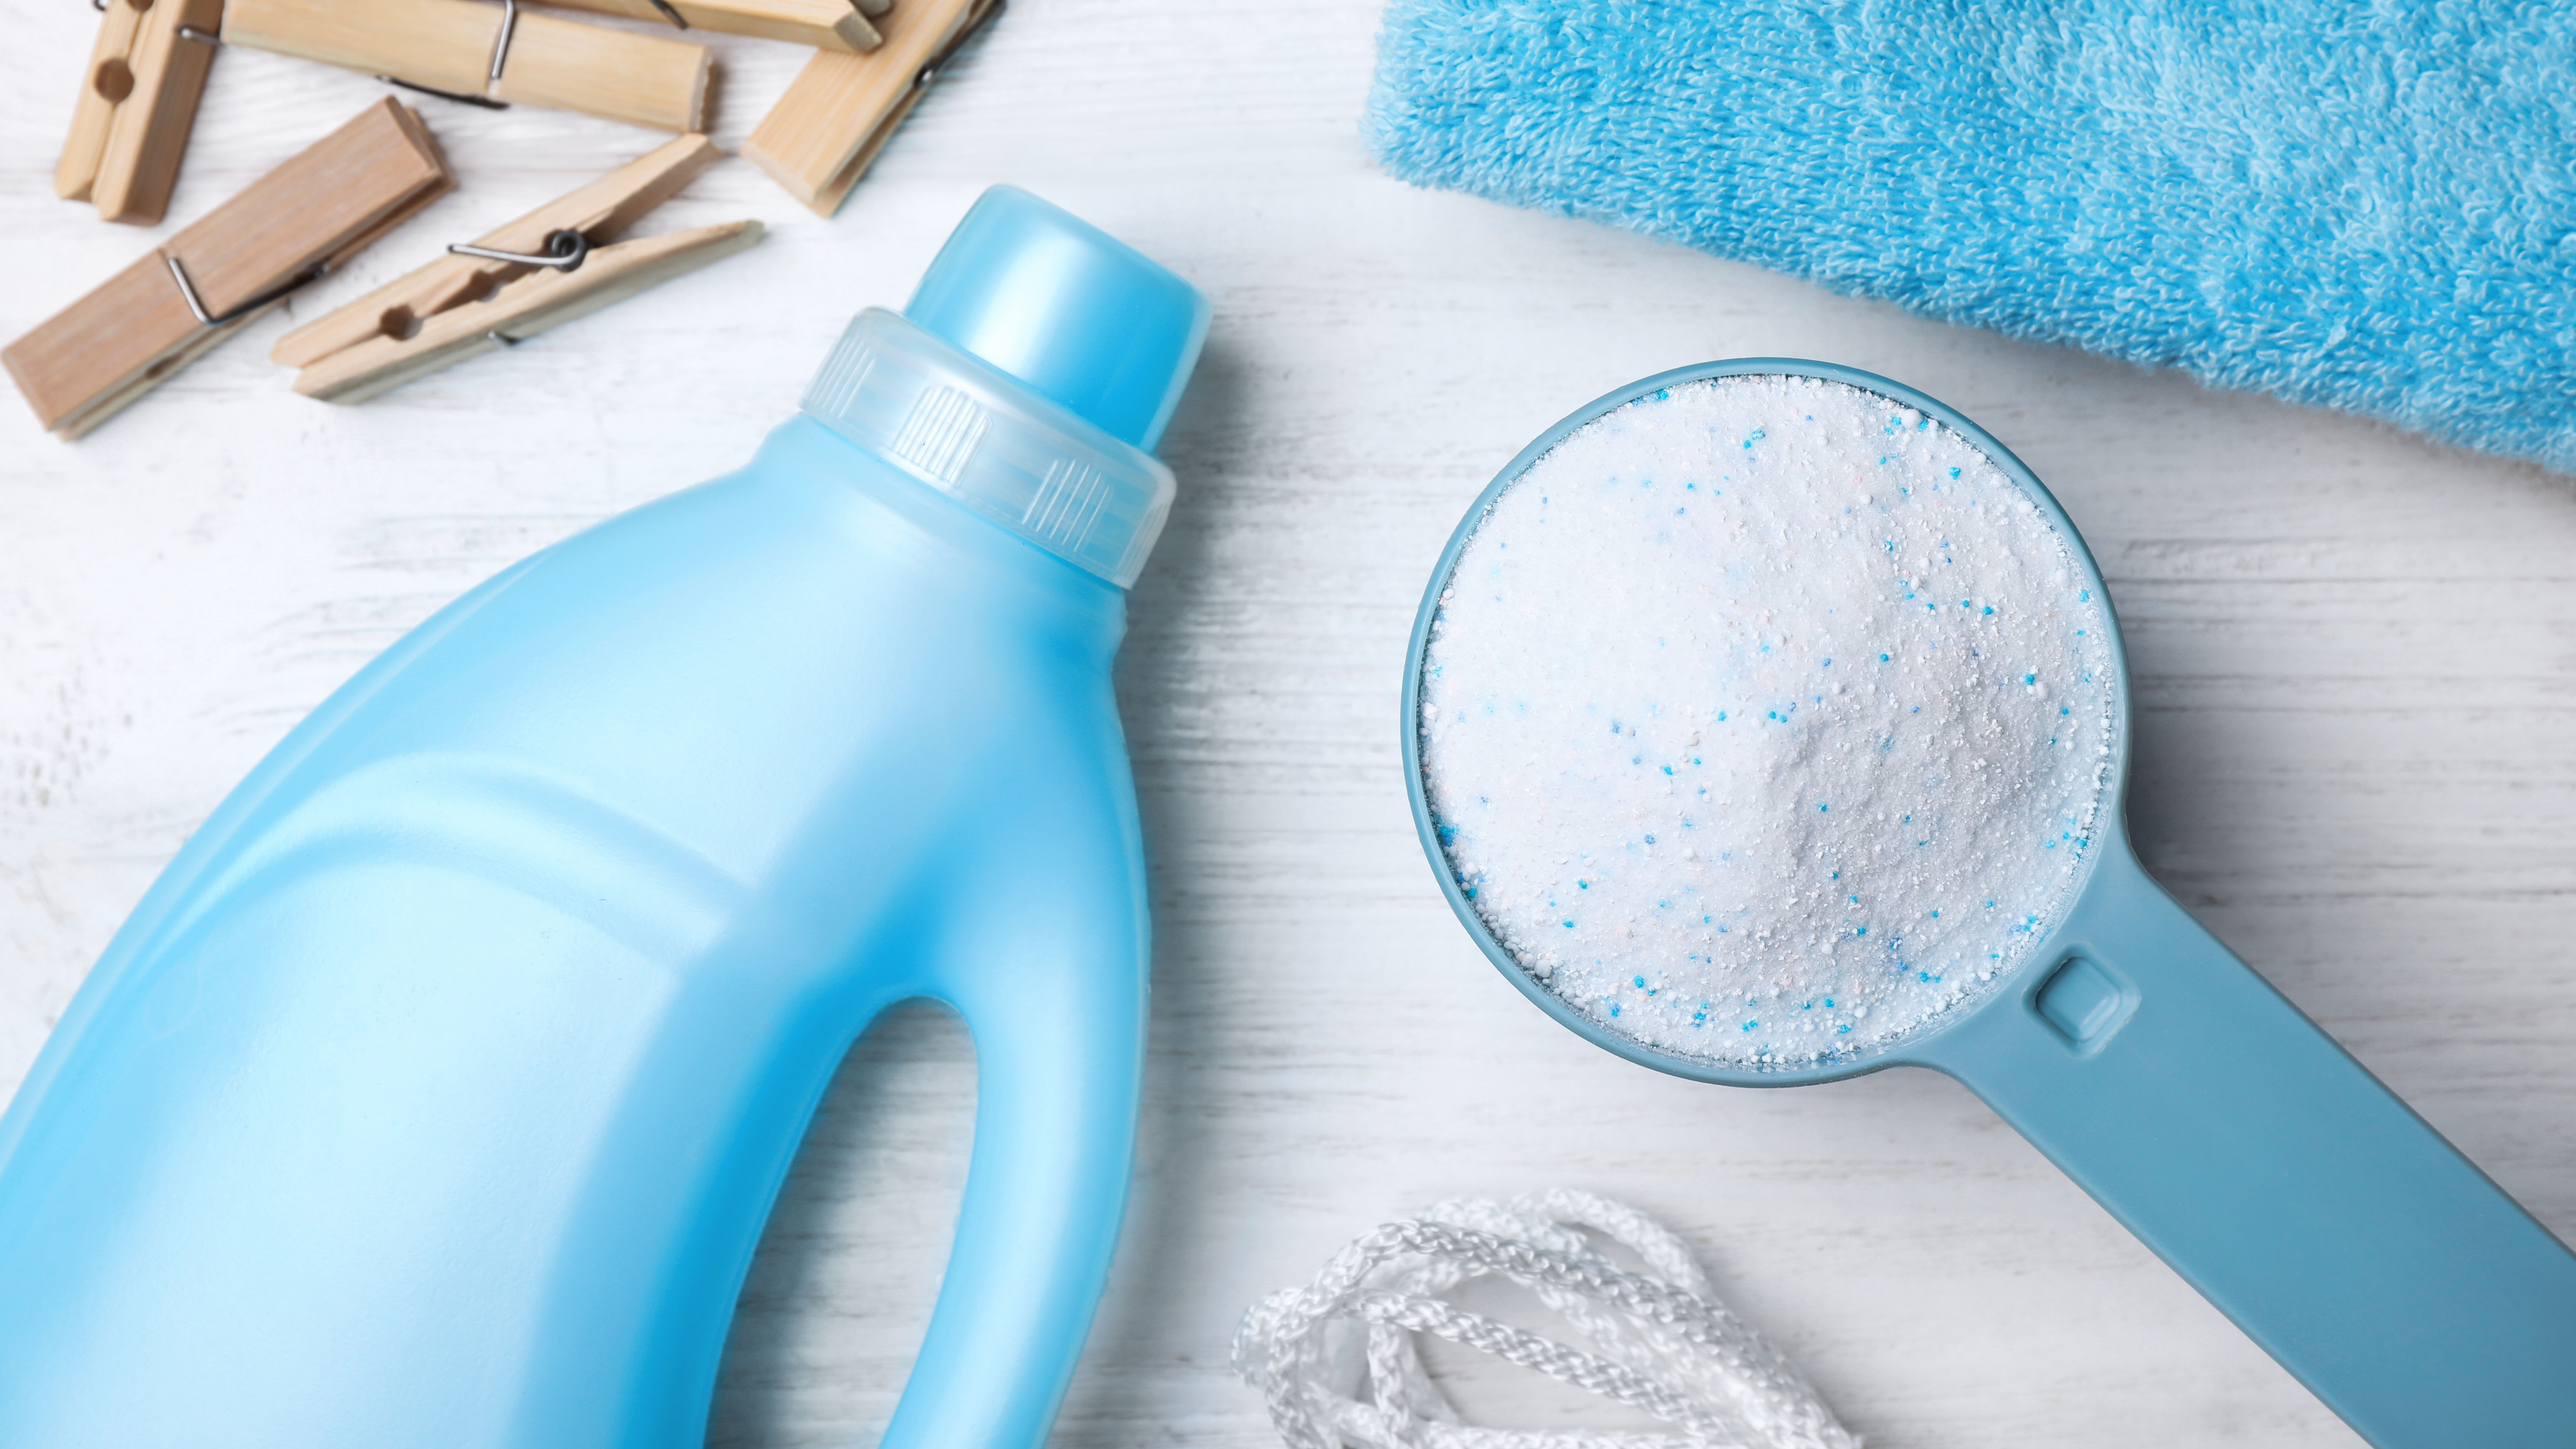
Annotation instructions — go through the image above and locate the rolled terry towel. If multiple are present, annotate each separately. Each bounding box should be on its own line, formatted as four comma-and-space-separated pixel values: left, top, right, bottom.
1366, 1, 2576, 474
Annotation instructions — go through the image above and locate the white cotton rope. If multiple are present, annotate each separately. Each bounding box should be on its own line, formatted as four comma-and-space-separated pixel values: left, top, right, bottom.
1229, 1190, 1860, 1449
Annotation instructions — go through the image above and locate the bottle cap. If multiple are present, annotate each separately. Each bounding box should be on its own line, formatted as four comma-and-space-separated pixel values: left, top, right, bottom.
907, 186, 1209, 452
801, 188, 1208, 588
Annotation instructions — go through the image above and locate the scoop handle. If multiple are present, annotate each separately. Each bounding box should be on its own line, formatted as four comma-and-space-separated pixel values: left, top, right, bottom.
1919, 840, 2576, 1447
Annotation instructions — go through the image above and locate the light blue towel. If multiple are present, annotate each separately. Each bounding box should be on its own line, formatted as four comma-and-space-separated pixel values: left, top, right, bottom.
1366, 1, 2576, 475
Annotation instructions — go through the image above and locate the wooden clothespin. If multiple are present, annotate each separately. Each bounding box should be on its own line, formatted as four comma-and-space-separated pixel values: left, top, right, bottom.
742, 0, 1003, 217
223, 0, 710, 132
534, 0, 887, 53
6, 99, 453, 439
56, 0, 225, 225
271, 134, 761, 404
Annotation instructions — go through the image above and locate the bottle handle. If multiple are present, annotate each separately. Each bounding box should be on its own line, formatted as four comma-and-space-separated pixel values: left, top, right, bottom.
878, 859, 1147, 1449
1917, 842, 2576, 1446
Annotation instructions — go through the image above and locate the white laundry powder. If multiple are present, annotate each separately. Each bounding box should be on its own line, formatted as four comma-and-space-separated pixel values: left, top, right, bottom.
1417, 374, 2119, 1067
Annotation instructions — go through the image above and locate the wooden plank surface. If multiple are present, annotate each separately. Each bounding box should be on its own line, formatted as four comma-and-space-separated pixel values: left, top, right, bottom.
3, 3, 2571, 1447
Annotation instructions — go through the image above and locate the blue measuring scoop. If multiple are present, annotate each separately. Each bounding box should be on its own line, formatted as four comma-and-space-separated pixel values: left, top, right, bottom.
1401, 359, 2576, 1448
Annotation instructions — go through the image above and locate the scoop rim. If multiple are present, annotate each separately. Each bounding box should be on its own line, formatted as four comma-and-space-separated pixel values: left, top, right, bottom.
1400, 358, 2135, 1088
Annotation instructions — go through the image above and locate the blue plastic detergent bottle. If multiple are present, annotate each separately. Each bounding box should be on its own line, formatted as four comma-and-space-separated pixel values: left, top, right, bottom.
0, 185, 1208, 1449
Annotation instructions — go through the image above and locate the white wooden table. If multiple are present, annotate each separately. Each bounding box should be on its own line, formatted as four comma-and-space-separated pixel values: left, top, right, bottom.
5, 3, 2571, 1446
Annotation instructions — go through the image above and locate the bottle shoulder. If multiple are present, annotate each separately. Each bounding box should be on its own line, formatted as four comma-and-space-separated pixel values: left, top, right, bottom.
720, 417, 1132, 643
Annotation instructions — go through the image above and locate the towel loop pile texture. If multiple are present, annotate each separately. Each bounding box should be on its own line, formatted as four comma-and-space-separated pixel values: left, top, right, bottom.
1367, 0, 2576, 474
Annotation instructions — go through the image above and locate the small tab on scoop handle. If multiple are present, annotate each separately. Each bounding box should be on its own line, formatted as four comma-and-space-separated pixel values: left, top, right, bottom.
1921, 840, 2576, 1446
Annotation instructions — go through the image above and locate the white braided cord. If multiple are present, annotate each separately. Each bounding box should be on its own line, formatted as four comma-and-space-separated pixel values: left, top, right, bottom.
1230, 1190, 1860, 1449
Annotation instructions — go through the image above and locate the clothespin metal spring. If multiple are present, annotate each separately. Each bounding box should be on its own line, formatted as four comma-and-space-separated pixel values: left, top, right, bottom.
374, 0, 521, 110
448, 228, 591, 348
916, 0, 1005, 91
154, 13, 496, 126
448, 228, 594, 272
165, 252, 331, 328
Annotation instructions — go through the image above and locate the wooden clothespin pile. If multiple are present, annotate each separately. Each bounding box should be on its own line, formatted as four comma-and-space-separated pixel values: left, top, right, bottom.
12, 0, 1009, 437
8, 100, 452, 438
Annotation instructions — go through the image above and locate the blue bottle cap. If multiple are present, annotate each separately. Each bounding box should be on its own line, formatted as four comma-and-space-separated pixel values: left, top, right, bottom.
904, 186, 1209, 453
800, 189, 1206, 587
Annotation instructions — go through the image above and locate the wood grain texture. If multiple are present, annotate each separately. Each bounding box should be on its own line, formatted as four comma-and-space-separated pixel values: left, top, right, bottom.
88, 0, 223, 225
3, 3, 2572, 1448
293, 218, 764, 401
224, 0, 711, 132
272, 131, 721, 369
535, 0, 882, 54
741, 0, 988, 214
52, 0, 148, 202
224, 0, 494, 98
495, 6, 710, 132
5, 97, 452, 437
